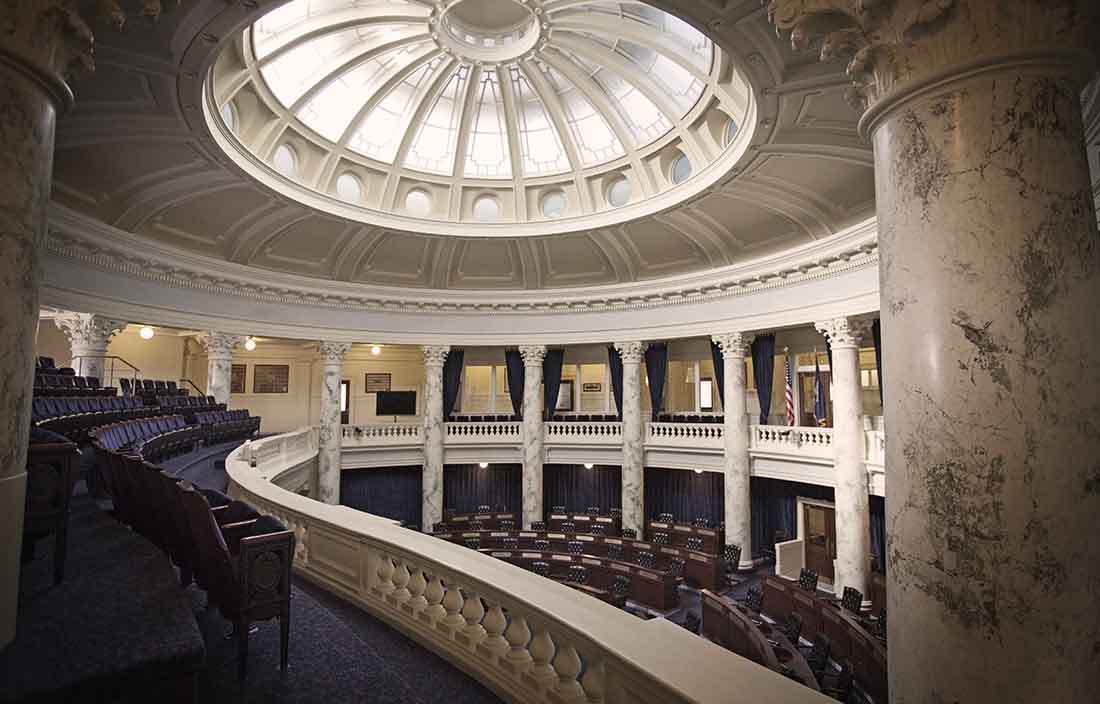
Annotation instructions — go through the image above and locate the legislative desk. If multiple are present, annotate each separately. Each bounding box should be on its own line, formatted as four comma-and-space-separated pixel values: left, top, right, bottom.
644, 519, 724, 554
700, 590, 820, 692
546, 511, 621, 535
436, 511, 518, 531
761, 575, 887, 702
434, 529, 724, 591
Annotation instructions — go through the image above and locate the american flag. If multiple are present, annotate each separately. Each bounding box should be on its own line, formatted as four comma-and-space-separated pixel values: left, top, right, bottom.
784, 351, 796, 426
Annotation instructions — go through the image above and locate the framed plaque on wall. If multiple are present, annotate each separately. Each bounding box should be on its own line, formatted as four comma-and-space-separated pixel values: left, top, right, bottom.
230, 364, 247, 394
365, 372, 391, 393
253, 364, 289, 394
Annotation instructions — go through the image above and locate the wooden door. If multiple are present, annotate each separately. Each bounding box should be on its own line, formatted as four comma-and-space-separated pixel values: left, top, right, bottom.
803, 503, 836, 582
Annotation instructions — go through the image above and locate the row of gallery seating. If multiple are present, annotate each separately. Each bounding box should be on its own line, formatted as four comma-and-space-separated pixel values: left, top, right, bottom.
194, 410, 262, 444
445, 413, 726, 423
33, 395, 161, 442
33, 372, 115, 396
91, 413, 260, 465
154, 393, 227, 416
120, 377, 189, 397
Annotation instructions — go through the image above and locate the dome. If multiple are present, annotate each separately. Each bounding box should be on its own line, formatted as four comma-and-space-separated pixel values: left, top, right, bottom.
206, 0, 753, 236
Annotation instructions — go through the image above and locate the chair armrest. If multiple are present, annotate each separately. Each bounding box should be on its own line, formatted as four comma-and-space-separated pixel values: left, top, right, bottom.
237, 530, 296, 614
220, 519, 259, 553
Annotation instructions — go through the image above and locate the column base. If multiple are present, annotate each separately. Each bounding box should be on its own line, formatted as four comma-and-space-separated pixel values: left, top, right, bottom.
0, 471, 28, 648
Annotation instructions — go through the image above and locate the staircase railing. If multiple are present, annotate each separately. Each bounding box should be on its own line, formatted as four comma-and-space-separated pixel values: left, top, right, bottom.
177, 378, 205, 396
71, 354, 139, 390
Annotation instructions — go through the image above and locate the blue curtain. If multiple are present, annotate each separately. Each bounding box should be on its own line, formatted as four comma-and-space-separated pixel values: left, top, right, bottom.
505, 349, 524, 417
644, 343, 668, 421
710, 340, 724, 405
871, 319, 883, 405
542, 348, 565, 419
870, 495, 886, 574
607, 345, 624, 420
644, 467, 723, 526
543, 464, 621, 518
751, 334, 776, 424
442, 348, 464, 418
443, 464, 521, 514
749, 477, 833, 558
341, 467, 422, 529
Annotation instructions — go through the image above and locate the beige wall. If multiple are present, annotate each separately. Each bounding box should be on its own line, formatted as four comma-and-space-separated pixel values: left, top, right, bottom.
34, 321, 187, 385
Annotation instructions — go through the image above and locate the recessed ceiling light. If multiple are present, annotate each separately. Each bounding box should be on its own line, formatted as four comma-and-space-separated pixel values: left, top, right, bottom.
244, 337, 257, 351
694, 468, 704, 474
139, 326, 155, 340
479, 462, 489, 469
584, 463, 594, 469
371, 345, 381, 356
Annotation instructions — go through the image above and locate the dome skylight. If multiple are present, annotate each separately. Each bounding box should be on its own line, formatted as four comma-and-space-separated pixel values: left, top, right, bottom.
206, 0, 754, 236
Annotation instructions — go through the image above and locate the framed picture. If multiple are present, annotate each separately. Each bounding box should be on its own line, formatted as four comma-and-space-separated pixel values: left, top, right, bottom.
366, 372, 391, 393
253, 364, 289, 394
230, 364, 246, 394
582, 382, 601, 393
556, 380, 574, 411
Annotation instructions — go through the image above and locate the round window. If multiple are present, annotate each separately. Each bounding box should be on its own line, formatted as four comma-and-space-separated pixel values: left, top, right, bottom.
273, 144, 298, 178
670, 153, 692, 185
335, 173, 363, 203
472, 195, 500, 222
606, 177, 631, 208
405, 189, 432, 217
725, 118, 739, 147
540, 190, 567, 218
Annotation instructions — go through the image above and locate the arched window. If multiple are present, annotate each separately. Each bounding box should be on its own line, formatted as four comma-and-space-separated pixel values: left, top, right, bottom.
540, 190, 567, 218
472, 195, 501, 222
405, 189, 432, 217
670, 152, 692, 184
221, 101, 239, 135
606, 177, 631, 208
724, 118, 739, 147
273, 143, 298, 178
335, 173, 363, 203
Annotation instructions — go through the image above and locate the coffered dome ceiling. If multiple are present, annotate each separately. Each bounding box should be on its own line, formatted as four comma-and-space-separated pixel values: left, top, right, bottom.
51, 0, 875, 291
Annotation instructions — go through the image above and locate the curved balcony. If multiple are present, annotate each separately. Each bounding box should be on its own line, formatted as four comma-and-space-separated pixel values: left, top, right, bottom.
227, 429, 829, 703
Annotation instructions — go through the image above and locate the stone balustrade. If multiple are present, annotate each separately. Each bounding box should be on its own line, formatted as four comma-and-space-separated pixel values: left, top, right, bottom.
543, 421, 624, 444
445, 421, 523, 444
342, 423, 423, 447
646, 421, 724, 449
750, 425, 834, 460
226, 430, 828, 704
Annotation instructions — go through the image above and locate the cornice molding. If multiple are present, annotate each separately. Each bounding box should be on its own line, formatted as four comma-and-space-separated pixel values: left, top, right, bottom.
46, 204, 879, 317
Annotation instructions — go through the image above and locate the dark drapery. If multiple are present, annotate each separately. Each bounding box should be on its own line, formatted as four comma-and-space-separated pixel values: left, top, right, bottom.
341, 466, 422, 529
442, 348, 464, 418
543, 464, 621, 518
645, 343, 668, 421
870, 495, 886, 574
607, 345, 624, 419
871, 318, 883, 404
504, 349, 524, 417
443, 464, 521, 514
542, 348, 565, 419
710, 340, 725, 405
644, 467, 723, 527
751, 334, 776, 424
749, 477, 833, 558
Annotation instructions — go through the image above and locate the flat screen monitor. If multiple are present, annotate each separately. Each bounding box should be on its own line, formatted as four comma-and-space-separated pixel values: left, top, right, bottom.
376, 390, 417, 416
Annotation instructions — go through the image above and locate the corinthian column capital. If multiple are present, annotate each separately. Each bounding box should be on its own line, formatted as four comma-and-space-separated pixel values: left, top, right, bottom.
54, 312, 126, 350
711, 332, 751, 358
815, 317, 871, 349
767, 0, 1100, 116
198, 332, 244, 359
421, 345, 450, 368
518, 345, 546, 367
613, 341, 646, 364
318, 341, 352, 364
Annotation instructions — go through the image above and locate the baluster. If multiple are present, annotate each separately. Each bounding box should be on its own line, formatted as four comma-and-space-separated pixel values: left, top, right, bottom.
458, 591, 487, 648
524, 628, 558, 689
390, 560, 411, 606
503, 615, 533, 675
477, 602, 509, 660
374, 554, 395, 597
422, 574, 446, 623
405, 566, 428, 615
581, 659, 605, 704
552, 643, 585, 702
439, 582, 466, 635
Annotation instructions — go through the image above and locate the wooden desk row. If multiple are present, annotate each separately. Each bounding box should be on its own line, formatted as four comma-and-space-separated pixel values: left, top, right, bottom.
644, 519, 724, 554
478, 549, 679, 611
546, 512, 621, 534
434, 529, 725, 591
437, 511, 518, 531
701, 590, 820, 692
761, 575, 887, 702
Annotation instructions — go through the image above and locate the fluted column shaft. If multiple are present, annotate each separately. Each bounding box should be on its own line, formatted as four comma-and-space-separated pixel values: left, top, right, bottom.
317, 342, 352, 505
713, 334, 752, 568
0, 3, 90, 648
53, 312, 125, 382
422, 346, 449, 531
767, 2, 1100, 700
519, 346, 546, 529
816, 319, 870, 600
198, 332, 243, 406
615, 342, 646, 535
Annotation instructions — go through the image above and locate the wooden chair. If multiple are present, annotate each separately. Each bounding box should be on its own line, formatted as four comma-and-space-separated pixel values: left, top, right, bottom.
22, 441, 80, 585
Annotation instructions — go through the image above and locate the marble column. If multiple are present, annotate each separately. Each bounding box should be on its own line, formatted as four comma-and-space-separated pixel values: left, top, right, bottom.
317, 342, 351, 505
422, 345, 449, 532
518, 345, 546, 529
198, 332, 243, 405
769, 2, 1100, 700
815, 318, 871, 601
614, 342, 646, 535
712, 333, 753, 569
53, 312, 126, 382
0, 4, 92, 648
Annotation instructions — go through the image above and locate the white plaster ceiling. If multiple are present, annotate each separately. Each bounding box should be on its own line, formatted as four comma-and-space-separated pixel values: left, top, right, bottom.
52, 0, 875, 292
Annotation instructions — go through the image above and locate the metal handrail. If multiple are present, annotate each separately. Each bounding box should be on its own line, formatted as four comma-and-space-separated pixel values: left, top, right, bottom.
177, 378, 205, 396
71, 354, 139, 389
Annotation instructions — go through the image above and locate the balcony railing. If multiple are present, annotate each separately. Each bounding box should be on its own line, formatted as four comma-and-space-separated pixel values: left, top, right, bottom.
647, 421, 724, 449
226, 430, 828, 704
544, 421, 623, 444
342, 423, 422, 447
445, 421, 522, 444
750, 425, 834, 460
